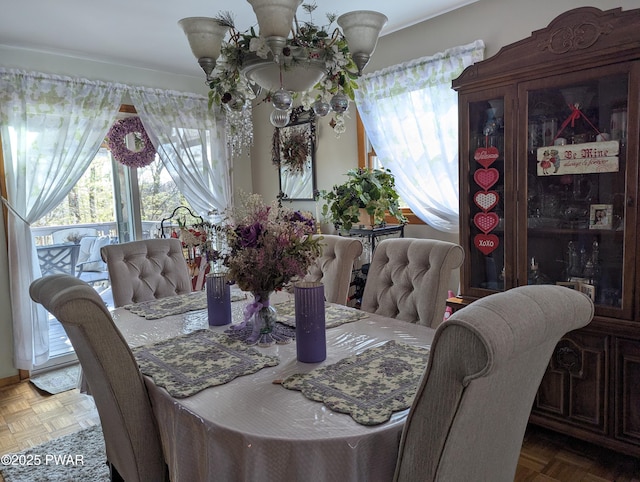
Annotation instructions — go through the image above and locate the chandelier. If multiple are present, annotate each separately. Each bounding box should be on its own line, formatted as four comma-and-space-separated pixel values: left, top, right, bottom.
179, 1, 387, 155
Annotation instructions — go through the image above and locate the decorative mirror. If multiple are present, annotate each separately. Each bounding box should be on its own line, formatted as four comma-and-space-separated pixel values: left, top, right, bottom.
273, 107, 316, 201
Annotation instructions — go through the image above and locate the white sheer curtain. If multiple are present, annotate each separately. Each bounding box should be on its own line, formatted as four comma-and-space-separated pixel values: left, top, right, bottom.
0, 69, 125, 369
354, 40, 484, 232
129, 88, 232, 218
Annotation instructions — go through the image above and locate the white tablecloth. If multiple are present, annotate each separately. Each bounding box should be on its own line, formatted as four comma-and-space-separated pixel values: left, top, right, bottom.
111, 294, 435, 482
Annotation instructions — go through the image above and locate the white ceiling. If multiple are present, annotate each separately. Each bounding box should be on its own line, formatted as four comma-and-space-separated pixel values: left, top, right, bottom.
0, 0, 478, 78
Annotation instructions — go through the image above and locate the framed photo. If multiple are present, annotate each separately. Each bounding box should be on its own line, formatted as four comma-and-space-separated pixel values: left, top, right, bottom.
589, 204, 613, 230
579, 282, 596, 301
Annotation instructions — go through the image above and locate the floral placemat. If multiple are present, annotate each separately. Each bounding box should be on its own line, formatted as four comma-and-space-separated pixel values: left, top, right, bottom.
224, 321, 296, 346
124, 289, 246, 320
281, 341, 429, 425
273, 300, 368, 328
132, 329, 279, 398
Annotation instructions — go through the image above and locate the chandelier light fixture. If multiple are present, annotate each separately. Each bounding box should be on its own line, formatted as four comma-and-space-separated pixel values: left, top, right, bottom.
179, 1, 387, 155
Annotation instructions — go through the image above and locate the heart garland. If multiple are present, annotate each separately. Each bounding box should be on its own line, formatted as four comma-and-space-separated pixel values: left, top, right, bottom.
473, 168, 500, 191
474, 146, 499, 169
474, 234, 500, 255
473, 212, 500, 234
472, 146, 501, 255
473, 190, 499, 212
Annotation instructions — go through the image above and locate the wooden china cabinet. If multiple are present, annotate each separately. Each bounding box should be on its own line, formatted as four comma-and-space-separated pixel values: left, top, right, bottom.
451, 7, 640, 457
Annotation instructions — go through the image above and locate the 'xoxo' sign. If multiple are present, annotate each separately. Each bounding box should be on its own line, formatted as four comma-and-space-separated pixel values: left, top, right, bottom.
474, 234, 500, 255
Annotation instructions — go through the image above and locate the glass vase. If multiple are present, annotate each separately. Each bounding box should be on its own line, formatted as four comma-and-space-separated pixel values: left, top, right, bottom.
249, 291, 277, 343
228, 291, 293, 346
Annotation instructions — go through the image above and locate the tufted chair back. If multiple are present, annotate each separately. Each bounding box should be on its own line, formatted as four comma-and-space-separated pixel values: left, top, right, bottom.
393, 285, 594, 481
361, 238, 464, 328
29, 274, 169, 482
304, 235, 363, 305
101, 238, 192, 307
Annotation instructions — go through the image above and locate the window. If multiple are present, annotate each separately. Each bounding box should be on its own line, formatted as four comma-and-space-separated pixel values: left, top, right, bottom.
354, 40, 484, 232
356, 111, 423, 225
31, 108, 195, 363
33, 125, 194, 245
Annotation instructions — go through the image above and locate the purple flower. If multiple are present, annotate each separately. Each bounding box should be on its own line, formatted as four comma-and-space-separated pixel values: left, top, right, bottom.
288, 211, 310, 224
236, 222, 262, 248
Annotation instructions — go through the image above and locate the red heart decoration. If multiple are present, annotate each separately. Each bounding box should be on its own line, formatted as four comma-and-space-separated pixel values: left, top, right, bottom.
473, 212, 500, 234
473, 168, 500, 190
474, 234, 500, 255
473, 190, 499, 212
474, 146, 499, 168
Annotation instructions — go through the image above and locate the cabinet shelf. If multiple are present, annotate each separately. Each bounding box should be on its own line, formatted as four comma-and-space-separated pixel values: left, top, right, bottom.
527, 226, 624, 236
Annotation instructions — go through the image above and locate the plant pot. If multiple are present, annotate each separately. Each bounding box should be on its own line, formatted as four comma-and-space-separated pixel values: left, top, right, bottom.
358, 208, 375, 228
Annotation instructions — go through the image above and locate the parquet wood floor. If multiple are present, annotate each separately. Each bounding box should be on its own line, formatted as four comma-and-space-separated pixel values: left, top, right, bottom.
0, 380, 638, 481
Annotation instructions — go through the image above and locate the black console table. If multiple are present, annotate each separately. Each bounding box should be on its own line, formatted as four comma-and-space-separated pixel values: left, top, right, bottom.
345, 224, 405, 306
347, 224, 405, 262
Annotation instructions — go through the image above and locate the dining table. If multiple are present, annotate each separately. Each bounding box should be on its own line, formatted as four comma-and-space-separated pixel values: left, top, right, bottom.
110, 290, 436, 482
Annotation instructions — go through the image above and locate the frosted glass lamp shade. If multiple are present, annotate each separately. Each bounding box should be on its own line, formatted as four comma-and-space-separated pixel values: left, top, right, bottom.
246, 0, 302, 59
179, 17, 229, 79
337, 11, 387, 74
179, 17, 229, 60
242, 54, 326, 92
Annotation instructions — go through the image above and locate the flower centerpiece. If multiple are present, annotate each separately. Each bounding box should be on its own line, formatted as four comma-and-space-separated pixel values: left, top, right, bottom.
203, 5, 360, 134
219, 193, 322, 345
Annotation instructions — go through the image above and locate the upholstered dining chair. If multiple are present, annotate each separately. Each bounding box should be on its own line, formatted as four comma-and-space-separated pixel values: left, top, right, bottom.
360, 238, 464, 328
393, 284, 594, 482
304, 235, 363, 305
101, 238, 192, 307
29, 274, 169, 482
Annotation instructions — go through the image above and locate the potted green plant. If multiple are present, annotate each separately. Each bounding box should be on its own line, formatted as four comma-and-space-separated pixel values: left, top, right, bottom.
321, 168, 407, 232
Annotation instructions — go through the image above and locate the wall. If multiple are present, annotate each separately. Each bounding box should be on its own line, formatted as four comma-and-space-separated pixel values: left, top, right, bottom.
0, 0, 636, 377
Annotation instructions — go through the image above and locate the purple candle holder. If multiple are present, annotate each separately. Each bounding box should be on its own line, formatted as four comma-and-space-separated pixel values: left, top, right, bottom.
206, 273, 231, 326
294, 281, 326, 363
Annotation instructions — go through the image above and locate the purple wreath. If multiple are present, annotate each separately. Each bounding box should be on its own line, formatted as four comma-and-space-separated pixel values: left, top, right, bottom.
106, 116, 156, 168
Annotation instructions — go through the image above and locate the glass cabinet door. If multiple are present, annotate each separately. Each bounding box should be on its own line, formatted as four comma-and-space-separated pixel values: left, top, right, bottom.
465, 96, 507, 294
522, 68, 634, 318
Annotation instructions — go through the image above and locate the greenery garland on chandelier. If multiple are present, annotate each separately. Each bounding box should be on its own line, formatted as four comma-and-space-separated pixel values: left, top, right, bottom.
206, 4, 360, 134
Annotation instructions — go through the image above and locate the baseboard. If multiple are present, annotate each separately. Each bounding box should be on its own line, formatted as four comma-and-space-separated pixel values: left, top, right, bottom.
0, 373, 21, 387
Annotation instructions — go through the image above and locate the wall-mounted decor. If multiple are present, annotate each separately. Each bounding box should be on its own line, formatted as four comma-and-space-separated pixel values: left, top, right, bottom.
273, 107, 316, 201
